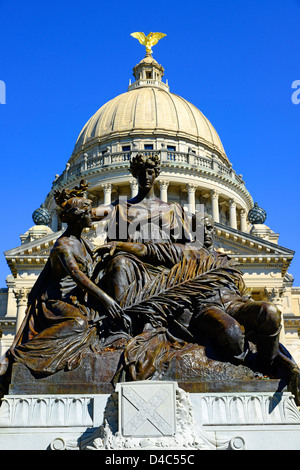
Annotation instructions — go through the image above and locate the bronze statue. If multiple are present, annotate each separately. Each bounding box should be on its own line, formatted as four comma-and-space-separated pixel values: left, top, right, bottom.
92, 157, 299, 387
4, 156, 300, 404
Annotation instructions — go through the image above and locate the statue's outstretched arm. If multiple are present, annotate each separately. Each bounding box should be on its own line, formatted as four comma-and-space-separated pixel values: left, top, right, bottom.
91, 204, 113, 221
95, 241, 147, 259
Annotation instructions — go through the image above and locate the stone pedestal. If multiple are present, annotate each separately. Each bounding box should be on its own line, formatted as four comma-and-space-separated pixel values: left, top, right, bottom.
2, 349, 300, 450
0, 381, 300, 450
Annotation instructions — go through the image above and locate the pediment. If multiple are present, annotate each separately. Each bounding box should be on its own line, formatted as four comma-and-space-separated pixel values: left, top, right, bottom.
214, 222, 294, 256
4, 230, 62, 258
4, 229, 63, 277
214, 223, 294, 276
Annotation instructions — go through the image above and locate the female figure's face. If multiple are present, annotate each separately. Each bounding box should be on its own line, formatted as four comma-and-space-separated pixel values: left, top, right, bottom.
62, 198, 93, 229
80, 202, 93, 228
136, 166, 156, 189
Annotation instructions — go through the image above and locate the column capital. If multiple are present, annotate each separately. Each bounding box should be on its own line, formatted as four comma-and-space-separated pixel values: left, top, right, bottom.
130, 180, 139, 198
13, 288, 30, 306
264, 287, 284, 302
101, 183, 112, 193
130, 180, 139, 188
158, 179, 169, 189
210, 189, 220, 199
229, 198, 236, 208
186, 182, 197, 193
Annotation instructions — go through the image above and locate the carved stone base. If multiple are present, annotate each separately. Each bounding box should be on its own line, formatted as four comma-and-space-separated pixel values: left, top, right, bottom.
0, 382, 300, 450
83, 383, 300, 451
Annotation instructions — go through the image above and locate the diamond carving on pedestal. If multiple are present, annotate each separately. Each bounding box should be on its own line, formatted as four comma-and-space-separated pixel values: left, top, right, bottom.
116, 381, 177, 438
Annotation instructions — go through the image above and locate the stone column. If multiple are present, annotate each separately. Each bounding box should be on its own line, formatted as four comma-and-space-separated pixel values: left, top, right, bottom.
229, 199, 237, 229
130, 180, 139, 198
211, 190, 220, 223
240, 209, 247, 232
14, 288, 30, 333
82, 153, 88, 171
159, 180, 169, 202
187, 183, 197, 213
102, 183, 112, 205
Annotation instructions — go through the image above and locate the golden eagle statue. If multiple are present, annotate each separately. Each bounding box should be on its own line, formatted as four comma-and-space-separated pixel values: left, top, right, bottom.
130, 32, 166, 55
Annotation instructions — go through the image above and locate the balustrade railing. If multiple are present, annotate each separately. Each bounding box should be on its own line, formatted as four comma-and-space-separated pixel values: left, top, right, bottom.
166, 151, 188, 163
53, 150, 244, 188
128, 79, 169, 92
111, 152, 131, 163
87, 155, 104, 169
194, 156, 213, 169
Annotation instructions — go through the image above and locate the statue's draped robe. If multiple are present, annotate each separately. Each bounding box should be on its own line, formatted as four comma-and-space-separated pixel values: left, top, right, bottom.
105, 199, 192, 244
9, 238, 103, 374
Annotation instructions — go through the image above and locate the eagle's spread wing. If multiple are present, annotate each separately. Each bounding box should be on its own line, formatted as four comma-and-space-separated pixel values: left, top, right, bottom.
148, 32, 167, 47
130, 32, 146, 46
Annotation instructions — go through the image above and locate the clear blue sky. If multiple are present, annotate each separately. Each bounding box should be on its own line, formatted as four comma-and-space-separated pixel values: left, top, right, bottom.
0, 0, 299, 286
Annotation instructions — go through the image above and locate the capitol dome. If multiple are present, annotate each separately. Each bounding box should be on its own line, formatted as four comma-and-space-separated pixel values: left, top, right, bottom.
72, 86, 227, 163
45, 51, 253, 234
71, 52, 227, 166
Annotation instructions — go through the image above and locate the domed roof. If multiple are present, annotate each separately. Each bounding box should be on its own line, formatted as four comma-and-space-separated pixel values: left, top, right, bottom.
72, 86, 227, 160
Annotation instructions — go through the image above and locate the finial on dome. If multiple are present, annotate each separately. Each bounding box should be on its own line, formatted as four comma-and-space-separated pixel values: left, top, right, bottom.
129, 32, 168, 92
130, 32, 166, 56
32, 204, 52, 226
247, 202, 267, 224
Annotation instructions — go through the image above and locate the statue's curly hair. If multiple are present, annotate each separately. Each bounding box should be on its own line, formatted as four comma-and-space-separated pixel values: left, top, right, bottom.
129, 154, 161, 179
58, 198, 92, 225
54, 180, 92, 225
54, 180, 90, 208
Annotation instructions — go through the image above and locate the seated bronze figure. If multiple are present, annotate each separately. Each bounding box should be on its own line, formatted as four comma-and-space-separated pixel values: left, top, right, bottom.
4, 155, 300, 403
9, 182, 129, 374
